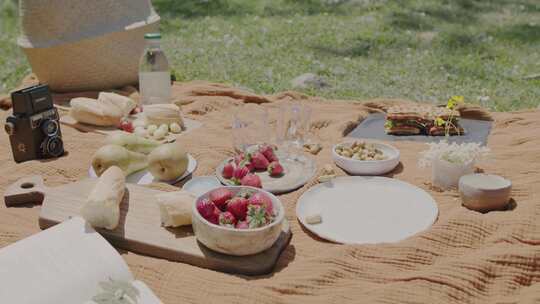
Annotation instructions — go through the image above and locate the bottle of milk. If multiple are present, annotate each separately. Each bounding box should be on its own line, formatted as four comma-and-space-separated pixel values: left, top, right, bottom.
139, 33, 171, 105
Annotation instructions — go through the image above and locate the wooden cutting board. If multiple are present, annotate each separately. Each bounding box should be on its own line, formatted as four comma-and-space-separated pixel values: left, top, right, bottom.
4, 176, 292, 275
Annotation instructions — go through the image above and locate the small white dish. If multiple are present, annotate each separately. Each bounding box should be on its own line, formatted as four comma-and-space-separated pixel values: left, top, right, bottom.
182, 176, 221, 197
296, 176, 438, 244
332, 141, 400, 175
192, 186, 285, 256
89, 154, 197, 185
459, 174, 512, 212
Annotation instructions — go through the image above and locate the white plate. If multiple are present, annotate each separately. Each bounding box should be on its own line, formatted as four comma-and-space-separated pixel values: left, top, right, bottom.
296, 176, 438, 244
89, 154, 197, 185
182, 176, 221, 197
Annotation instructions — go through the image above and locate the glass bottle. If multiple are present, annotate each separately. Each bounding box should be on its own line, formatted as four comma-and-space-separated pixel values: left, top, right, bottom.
139, 33, 171, 105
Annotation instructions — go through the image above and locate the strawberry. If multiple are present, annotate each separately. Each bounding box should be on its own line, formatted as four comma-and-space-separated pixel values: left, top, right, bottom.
234, 153, 246, 166
246, 205, 270, 228
209, 188, 233, 211
196, 199, 220, 224
250, 152, 269, 170
226, 197, 249, 221
248, 192, 273, 215
241, 174, 262, 188
222, 162, 235, 179
259, 144, 278, 162
267, 161, 284, 176
236, 221, 249, 229
218, 211, 237, 227
235, 188, 256, 199
119, 120, 134, 133
243, 161, 255, 172
232, 166, 250, 184
210, 208, 221, 225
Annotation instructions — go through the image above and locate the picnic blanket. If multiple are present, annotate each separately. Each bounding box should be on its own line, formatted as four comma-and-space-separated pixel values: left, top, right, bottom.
1, 79, 539, 304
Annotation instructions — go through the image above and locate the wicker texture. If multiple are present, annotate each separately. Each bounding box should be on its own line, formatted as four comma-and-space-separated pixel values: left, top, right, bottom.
1, 81, 539, 304
17, 0, 160, 92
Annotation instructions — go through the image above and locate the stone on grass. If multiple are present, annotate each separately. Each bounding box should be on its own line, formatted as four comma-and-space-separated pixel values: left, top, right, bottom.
291, 73, 330, 90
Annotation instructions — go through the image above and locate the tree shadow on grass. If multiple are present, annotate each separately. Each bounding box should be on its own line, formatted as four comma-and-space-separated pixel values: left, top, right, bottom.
311, 41, 372, 58
153, 0, 353, 19
153, 0, 245, 18
310, 34, 413, 58
491, 23, 540, 43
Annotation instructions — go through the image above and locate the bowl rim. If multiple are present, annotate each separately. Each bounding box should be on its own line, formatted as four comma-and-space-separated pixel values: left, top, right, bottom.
459, 173, 512, 191
192, 186, 285, 233
332, 141, 400, 164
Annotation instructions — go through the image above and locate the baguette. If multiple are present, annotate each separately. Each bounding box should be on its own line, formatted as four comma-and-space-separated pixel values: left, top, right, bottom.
98, 92, 137, 117
80, 166, 126, 230
69, 93, 136, 127
70, 97, 123, 126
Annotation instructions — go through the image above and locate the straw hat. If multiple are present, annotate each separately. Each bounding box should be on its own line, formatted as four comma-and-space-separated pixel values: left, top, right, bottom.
18, 0, 161, 92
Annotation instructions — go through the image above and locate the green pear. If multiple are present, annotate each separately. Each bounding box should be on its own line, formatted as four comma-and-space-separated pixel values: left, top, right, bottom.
148, 142, 188, 181
92, 145, 148, 177
104, 132, 160, 155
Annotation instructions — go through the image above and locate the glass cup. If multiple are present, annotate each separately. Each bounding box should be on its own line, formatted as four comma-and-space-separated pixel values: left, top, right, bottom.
277, 103, 312, 160
231, 104, 269, 153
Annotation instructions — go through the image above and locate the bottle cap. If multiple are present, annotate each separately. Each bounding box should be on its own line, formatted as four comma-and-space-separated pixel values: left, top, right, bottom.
144, 33, 162, 40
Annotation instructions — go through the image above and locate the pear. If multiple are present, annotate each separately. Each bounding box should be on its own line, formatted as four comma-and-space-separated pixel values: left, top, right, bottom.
92, 145, 148, 177
148, 142, 188, 181
104, 132, 160, 154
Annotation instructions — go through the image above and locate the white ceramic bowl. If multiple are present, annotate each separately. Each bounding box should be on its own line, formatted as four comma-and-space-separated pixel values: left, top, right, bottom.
459, 174, 512, 212
332, 141, 400, 175
192, 186, 284, 256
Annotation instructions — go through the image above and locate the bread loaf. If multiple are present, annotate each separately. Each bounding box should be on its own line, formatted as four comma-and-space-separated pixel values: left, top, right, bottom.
69, 93, 136, 127
98, 92, 136, 117
70, 97, 122, 126
81, 166, 126, 230
144, 104, 184, 128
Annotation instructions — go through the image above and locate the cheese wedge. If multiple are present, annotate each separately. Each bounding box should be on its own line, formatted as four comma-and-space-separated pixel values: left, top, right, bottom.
156, 191, 195, 227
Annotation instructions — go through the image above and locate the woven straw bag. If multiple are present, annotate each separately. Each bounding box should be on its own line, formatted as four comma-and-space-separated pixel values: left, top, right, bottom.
18, 0, 160, 92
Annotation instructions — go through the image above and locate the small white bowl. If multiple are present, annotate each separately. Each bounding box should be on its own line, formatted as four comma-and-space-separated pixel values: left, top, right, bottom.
182, 176, 221, 197
191, 186, 284, 256
459, 174, 512, 212
332, 141, 400, 175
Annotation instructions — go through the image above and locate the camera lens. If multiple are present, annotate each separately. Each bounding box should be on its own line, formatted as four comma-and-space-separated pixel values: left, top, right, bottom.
43, 136, 64, 158
41, 119, 59, 136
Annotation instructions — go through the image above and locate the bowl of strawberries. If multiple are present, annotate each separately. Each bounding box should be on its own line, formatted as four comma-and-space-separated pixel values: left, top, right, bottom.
191, 186, 285, 256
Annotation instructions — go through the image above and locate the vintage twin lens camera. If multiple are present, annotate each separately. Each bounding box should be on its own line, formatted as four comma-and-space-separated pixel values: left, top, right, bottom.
5, 84, 64, 163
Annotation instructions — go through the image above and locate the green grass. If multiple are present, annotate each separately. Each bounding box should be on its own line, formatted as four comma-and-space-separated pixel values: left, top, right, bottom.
2, 0, 540, 111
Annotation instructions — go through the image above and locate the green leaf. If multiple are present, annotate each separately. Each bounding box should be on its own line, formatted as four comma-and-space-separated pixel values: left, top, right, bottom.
447, 95, 464, 109
434, 117, 446, 127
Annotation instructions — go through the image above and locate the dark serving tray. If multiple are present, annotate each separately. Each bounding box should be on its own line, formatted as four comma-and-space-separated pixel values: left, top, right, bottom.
348, 113, 492, 145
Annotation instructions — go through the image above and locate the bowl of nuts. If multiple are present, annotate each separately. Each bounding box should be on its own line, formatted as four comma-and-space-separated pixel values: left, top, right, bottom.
332, 141, 400, 175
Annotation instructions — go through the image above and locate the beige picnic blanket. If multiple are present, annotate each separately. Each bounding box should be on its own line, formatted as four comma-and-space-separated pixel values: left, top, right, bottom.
1, 78, 539, 304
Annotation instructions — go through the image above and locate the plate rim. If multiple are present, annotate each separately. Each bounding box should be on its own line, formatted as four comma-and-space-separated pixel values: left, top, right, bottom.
296, 176, 439, 244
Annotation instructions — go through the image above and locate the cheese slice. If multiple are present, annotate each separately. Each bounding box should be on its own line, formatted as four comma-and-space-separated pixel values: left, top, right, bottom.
156, 191, 195, 227
305, 214, 322, 225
